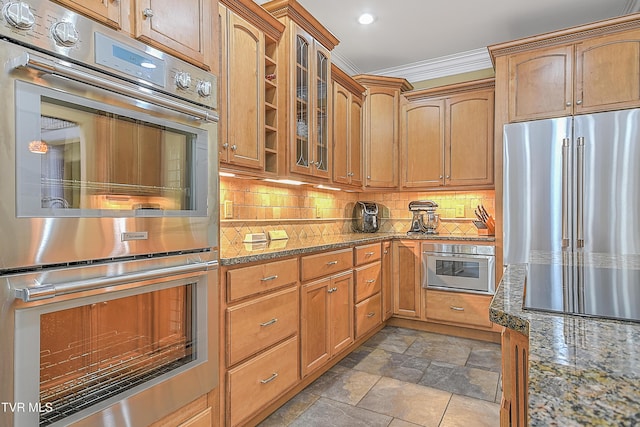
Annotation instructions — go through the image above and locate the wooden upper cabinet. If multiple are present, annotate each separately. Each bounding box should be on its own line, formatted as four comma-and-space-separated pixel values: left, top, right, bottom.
332, 65, 365, 188
575, 28, 640, 114
54, 0, 122, 29
492, 20, 640, 122
402, 80, 494, 189
508, 45, 573, 122
134, 0, 213, 70
354, 75, 413, 189
220, 6, 264, 169
401, 99, 445, 188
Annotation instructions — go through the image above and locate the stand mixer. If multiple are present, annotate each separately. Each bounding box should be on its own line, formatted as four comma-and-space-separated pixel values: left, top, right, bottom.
407, 200, 440, 235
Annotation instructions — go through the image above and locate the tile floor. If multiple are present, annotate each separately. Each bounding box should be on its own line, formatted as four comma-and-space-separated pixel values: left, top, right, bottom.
259, 326, 502, 427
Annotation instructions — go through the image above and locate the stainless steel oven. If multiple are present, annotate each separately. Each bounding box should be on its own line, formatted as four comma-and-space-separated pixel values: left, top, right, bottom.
421, 243, 495, 295
0, 0, 218, 270
2, 252, 218, 427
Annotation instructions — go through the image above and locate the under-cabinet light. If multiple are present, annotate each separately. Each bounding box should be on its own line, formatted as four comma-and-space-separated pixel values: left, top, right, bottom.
219, 172, 236, 177
263, 179, 305, 186
315, 185, 341, 191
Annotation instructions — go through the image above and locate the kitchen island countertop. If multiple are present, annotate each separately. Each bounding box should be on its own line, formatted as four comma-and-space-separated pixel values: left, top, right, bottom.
490, 262, 640, 426
220, 232, 494, 266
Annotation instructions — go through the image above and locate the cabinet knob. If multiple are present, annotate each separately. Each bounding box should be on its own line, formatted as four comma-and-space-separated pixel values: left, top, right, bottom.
576, 100, 583, 105
231, 144, 237, 151
446, 175, 450, 179
142, 8, 154, 18
222, 143, 229, 149
566, 102, 572, 107
367, 176, 371, 179
439, 175, 443, 179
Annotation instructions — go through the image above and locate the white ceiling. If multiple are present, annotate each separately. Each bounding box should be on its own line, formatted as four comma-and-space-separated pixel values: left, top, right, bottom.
257, 0, 640, 82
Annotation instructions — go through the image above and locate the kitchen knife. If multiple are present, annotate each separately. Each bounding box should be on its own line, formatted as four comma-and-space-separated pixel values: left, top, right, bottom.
473, 220, 488, 229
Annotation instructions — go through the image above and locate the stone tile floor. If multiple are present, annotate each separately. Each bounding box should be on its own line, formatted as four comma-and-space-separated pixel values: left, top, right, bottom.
259, 326, 501, 427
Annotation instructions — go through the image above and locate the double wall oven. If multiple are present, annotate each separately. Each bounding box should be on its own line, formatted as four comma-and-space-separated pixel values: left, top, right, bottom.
0, 1, 219, 426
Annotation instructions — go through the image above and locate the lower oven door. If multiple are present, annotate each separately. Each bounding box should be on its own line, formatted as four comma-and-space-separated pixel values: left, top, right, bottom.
2, 252, 218, 427
422, 252, 495, 294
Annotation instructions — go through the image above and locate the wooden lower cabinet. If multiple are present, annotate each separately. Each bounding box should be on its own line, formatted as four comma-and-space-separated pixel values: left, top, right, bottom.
301, 271, 354, 377
355, 292, 382, 339
381, 241, 393, 320
149, 393, 216, 427
392, 240, 421, 318
425, 290, 493, 329
500, 327, 529, 427
227, 336, 299, 427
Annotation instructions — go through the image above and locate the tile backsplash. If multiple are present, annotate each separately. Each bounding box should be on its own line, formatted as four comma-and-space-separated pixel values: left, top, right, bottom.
219, 177, 495, 244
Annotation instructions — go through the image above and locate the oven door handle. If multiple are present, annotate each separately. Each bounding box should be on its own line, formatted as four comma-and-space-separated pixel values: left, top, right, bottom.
14, 260, 218, 302
423, 251, 493, 261
10, 51, 219, 123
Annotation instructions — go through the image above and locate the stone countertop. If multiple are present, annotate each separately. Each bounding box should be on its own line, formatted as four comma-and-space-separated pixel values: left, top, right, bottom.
220, 232, 495, 266
490, 261, 640, 426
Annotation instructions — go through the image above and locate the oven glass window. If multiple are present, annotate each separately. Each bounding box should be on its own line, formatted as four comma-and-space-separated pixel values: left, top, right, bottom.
38, 284, 195, 426
34, 97, 195, 212
435, 260, 480, 279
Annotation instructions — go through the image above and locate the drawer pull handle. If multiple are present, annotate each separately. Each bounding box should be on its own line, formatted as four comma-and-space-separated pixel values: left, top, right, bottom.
366, 279, 376, 284
261, 275, 278, 282
450, 306, 465, 311
260, 318, 278, 327
260, 372, 279, 384
327, 261, 338, 266
365, 252, 375, 256
367, 312, 376, 318
328, 287, 338, 293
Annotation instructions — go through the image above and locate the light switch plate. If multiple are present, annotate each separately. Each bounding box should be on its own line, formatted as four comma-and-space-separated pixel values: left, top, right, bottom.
455, 205, 465, 218
224, 200, 233, 219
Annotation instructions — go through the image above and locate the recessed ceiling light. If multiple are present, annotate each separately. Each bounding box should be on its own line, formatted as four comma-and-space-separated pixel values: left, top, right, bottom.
358, 13, 375, 25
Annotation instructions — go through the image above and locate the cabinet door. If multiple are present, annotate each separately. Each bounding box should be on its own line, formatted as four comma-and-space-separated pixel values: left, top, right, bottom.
349, 95, 363, 187
401, 100, 444, 188
575, 28, 640, 114
313, 43, 331, 179
329, 271, 354, 356
392, 240, 421, 318
332, 82, 350, 184
381, 241, 393, 321
446, 89, 494, 187
300, 278, 330, 376
508, 45, 573, 122
291, 31, 313, 176
55, 0, 121, 28
135, 0, 213, 70
365, 88, 399, 188
225, 12, 264, 169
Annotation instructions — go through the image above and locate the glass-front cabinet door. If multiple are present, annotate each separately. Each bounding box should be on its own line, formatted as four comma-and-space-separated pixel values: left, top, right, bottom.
291, 28, 331, 178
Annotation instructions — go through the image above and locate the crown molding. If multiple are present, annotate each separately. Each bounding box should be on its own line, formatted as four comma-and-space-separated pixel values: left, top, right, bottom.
624, 0, 640, 14
330, 49, 362, 76
368, 48, 493, 83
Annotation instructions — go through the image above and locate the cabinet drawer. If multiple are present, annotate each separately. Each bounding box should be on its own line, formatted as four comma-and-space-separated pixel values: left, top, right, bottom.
300, 248, 353, 282
425, 290, 492, 328
227, 286, 299, 366
227, 258, 298, 301
354, 243, 381, 265
227, 336, 299, 427
355, 261, 381, 303
355, 292, 381, 339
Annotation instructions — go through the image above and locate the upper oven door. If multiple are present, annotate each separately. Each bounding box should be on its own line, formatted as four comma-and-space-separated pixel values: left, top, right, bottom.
423, 252, 495, 294
0, 41, 218, 270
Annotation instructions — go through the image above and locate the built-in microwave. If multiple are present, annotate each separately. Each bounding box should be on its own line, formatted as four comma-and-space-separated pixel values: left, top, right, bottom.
421, 243, 496, 295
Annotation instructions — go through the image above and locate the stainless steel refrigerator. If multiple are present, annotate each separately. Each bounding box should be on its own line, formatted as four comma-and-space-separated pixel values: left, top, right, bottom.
503, 109, 640, 321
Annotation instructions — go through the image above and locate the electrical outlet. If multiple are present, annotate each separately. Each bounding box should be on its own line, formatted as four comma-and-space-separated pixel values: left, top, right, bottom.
455, 205, 465, 218
316, 206, 322, 218
224, 200, 233, 219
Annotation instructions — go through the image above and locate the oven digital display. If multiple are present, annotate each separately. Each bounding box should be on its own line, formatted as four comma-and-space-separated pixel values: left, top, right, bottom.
112, 44, 157, 69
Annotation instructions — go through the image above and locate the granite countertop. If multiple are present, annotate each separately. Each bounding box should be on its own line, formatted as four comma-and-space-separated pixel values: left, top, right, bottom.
490, 258, 640, 426
220, 232, 495, 266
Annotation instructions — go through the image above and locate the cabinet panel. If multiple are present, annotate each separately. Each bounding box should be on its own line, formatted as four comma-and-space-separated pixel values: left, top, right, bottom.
135, 0, 213, 70
227, 336, 299, 427
54, 0, 121, 28
366, 90, 398, 187
355, 292, 381, 339
224, 11, 264, 169
330, 272, 354, 355
446, 90, 494, 186
300, 248, 353, 282
381, 241, 393, 321
226, 258, 298, 301
300, 278, 330, 376
425, 290, 493, 329
576, 29, 640, 113
354, 243, 381, 265
508, 45, 573, 121
401, 100, 444, 187
332, 83, 350, 184
226, 286, 298, 365
355, 261, 381, 303
349, 96, 363, 186
392, 240, 421, 318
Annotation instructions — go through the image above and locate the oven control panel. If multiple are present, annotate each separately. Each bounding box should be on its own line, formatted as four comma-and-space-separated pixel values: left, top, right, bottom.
0, 0, 217, 109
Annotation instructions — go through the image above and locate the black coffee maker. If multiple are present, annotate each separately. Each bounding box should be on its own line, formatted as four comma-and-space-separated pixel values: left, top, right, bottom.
352, 201, 379, 233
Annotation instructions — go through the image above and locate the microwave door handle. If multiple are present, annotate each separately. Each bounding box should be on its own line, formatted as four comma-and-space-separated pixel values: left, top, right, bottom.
14, 260, 217, 302
11, 51, 219, 123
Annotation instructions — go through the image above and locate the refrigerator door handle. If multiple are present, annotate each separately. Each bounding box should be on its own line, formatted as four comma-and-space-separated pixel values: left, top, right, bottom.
562, 138, 571, 248
576, 137, 585, 248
